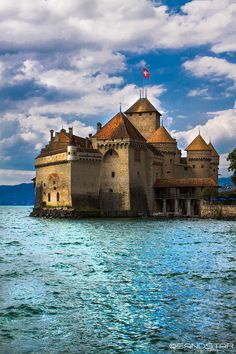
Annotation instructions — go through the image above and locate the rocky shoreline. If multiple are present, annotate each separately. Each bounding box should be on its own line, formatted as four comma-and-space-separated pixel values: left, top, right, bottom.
30, 207, 102, 218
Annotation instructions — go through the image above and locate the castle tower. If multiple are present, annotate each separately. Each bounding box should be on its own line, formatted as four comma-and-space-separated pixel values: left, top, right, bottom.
124, 97, 161, 139
67, 135, 77, 161
185, 134, 211, 178
93, 111, 149, 215
208, 142, 219, 182
147, 125, 177, 178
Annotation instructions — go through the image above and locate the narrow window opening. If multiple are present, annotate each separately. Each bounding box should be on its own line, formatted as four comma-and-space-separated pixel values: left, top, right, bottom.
68, 151, 71, 155
201, 165, 204, 168
57, 192, 60, 202
48, 193, 51, 202
53, 181, 56, 185
109, 150, 113, 156
184, 167, 187, 171
139, 113, 142, 116
193, 165, 195, 168
111, 171, 115, 177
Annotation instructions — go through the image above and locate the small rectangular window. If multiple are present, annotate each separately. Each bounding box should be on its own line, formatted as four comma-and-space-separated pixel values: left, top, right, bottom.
201, 165, 204, 168
112, 171, 115, 177
193, 165, 195, 168
48, 193, 51, 202
184, 167, 187, 171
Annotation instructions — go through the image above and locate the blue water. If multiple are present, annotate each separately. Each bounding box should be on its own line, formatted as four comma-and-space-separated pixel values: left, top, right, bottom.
0, 207, 235, 353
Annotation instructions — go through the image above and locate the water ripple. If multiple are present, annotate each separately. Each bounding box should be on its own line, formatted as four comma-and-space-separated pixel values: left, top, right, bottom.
0, 207, 235, 353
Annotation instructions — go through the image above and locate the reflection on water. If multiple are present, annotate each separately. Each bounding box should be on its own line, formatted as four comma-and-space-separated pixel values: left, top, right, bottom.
0, 207, 235, 353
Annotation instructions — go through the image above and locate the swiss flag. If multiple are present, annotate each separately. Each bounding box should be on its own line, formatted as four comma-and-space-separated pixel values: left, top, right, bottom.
143, 67, 150, 78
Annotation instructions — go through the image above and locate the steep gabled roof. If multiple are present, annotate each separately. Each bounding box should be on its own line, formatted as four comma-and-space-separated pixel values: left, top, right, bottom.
208, 142, 219, 157
185, 134, 211, 151
124, 98, 161, 114
94, 112, 146, 141
147, 126, 176, 143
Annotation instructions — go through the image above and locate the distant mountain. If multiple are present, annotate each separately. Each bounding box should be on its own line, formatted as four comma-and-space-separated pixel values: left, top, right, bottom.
0, 183, 34, 205
219, 176, 234, 189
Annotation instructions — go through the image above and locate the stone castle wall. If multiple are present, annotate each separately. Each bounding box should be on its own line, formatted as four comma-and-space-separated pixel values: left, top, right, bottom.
35, 158, 72, 208
98, 142, 131, 213
200, 201, 236, 220
71, 159, 101, 209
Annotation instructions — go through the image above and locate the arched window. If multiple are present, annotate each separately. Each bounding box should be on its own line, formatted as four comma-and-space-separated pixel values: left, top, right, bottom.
57, 192, 60, 202
48, 193, 51, 202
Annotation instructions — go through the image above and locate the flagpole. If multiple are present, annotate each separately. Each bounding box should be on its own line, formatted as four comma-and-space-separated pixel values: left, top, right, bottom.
142, 67, 144, 99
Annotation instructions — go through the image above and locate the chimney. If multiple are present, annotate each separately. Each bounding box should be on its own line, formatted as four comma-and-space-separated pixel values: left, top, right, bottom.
50, 129, 54, 140
97, 122, 102, 132
69, 127, 73, 136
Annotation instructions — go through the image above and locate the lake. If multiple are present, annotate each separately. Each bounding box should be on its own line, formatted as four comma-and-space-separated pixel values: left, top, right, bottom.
0, 207, 235, 353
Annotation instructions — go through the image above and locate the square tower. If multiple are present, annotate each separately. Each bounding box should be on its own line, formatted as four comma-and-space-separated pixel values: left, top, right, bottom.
124, 98, 161, 139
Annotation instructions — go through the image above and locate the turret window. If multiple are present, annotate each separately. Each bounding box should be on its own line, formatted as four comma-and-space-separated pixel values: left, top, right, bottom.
201, 165, 204, 168
139, 113, 142, 116
57, 192, 60, 202
111, 171, 115, 177
193, 165, 195, 168
48, 193, 51, 202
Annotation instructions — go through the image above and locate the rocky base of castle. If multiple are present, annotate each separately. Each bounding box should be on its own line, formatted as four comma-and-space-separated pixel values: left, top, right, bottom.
30, 207, 102, 218
200, 203, 236, 220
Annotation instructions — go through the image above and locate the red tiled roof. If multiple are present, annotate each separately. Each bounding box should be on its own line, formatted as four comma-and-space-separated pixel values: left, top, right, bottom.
147, 126, 176, 143
125, 98, 161, 114
208, 142, 219, 157
185, 134, 211, 151
154, 178, 219, 188
94, 112, 146, 141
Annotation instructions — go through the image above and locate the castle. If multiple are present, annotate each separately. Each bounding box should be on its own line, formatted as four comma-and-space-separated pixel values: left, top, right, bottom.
33, 95, 219, 217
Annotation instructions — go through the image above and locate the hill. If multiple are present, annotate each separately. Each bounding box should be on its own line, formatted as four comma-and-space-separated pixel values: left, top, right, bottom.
0, 183, 34, 205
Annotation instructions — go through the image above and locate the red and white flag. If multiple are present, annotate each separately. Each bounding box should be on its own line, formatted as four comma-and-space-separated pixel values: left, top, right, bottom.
143, 67, 150, 78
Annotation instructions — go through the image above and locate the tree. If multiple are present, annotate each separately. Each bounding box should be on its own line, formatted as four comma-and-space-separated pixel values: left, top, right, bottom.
201, 187, 218, 199
227, 148, 236, 185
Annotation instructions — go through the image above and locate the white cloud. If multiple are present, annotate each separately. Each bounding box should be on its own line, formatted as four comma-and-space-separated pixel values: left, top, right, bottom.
183, 56, 236, 86
29, 84, 165, 117
0, 0, 235, 53
172, 102, 236, 176
187, 88, 212, 100
0, 169, 35, 185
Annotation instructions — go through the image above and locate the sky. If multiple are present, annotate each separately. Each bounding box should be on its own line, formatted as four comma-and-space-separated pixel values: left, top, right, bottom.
0, 0, 235, 184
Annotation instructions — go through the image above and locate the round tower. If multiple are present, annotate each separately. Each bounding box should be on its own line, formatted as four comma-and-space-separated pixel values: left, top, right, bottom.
67, 136, 77, 161
185, 134, 211, 178
147, 125, 177, 178
208, 142, 219, 182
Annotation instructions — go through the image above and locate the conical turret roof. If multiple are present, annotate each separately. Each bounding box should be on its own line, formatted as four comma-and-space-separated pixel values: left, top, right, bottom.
208, 142, 219, 157
185, 134, 211, 151
94, 112, 146, 141
147, 126, 176, 143
125, 98, 161, 115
